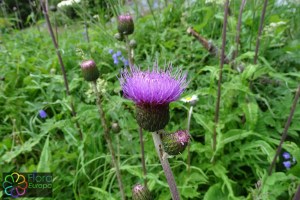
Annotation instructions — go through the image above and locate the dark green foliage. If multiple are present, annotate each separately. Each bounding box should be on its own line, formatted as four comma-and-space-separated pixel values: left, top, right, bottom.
0, 0, 300, 199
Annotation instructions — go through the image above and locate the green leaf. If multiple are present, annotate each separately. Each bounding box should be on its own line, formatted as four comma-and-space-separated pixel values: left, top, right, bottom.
241, 102, 259, 130
204, 183, 228, 200
37, 135, 51, 172
0, 132, 47, 164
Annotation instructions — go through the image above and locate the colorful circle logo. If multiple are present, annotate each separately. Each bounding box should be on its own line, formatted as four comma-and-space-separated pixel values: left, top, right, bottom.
3, 172, 28, 198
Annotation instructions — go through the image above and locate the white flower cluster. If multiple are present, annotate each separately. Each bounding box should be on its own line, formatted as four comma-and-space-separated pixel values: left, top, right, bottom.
57, 0, 80, 8
205, 0, 226, 5
264, 21, 287, 35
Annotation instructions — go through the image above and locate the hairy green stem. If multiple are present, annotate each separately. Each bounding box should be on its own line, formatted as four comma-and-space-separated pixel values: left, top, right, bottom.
40, 0, 83, 140
268, 85, 300, 175
92, 81, 126, 200
213, 0, 230, 153
152, 132, 180, 200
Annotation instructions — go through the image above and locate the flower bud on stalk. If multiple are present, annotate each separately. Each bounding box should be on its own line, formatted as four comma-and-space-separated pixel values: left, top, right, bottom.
132, 184, 153, 200
129, 39, 137, 48
117, 14, 134, 35
114, 32, 124, 41
80, 60, 99, 82
161, 130, 190, 155
111, 122, 121, 133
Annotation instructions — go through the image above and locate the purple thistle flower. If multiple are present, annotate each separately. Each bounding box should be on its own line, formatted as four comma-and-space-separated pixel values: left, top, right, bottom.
120, 63, 188, 105
119, 63, 188, 131
39, 110, 47, 118
283, 161, 291, 169
282, 152, 291, 160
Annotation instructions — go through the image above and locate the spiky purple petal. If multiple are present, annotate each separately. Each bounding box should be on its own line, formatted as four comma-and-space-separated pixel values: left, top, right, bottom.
120, 63, 188, 105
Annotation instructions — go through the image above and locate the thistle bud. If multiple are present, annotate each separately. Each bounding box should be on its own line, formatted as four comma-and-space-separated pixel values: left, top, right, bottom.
80, 60, 99, 82
111, 122, 120, 133
161, 130, 190, 155
129, 39, 137, 48
114, 33, 124, 41
50, 5, 57, 12
132, 184, 152, 200
136, 104, 169, 132
117, 14, 134, 35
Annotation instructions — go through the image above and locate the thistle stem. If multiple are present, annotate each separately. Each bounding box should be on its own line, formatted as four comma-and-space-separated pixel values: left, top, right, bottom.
187, 105, 193, 172
40, 0, 83, 140
212, 0, 230, 153
268, 85, 300, 175
139, 126, 148, 187
92, 81, 126, 200
125, 35, 134, 68
152, 132, 180, 200
232, 0, 247, 61
293, 184, 300, 200
125, 34, 148, 186
253, 0, 268, 64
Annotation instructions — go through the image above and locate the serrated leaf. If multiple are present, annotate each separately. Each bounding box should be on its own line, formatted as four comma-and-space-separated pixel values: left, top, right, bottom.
242, 102, 259, 130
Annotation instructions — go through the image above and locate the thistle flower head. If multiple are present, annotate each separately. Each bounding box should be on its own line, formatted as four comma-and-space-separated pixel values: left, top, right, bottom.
161, 130, 190, 155
120, 63, 188, 106
120, 63, 187, 131
80, 60, 99, 82
132, 184, 152, 200
117, 14, 134, 35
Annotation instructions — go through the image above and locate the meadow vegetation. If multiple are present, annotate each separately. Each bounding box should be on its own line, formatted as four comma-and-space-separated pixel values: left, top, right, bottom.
0, 0, 300, 199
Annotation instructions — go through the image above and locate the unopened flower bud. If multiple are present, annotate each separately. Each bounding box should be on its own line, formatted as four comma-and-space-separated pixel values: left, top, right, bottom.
132, 184, 152, 200
117, 14, 134, 35
50, 5, 57, 12
114, 32, 124, 41
129, 39, 137, 48
111, 122, 120, 133
80, 60, 99, 82
161, 130, 190, 155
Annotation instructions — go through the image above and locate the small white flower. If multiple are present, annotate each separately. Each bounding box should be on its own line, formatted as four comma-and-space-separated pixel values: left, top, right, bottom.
57, 0, 80, 8
181, 95, 198, 103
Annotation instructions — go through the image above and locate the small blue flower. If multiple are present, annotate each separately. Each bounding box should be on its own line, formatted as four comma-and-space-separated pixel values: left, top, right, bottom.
282, 152, 291, 160
39, 110, 47, 118
112, 53, 118, 59
283, 161, 291, 169
123, 59, 129, 66
109, 49, 114, 54
114, 58, 119, 65
116, 51, 122, 57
